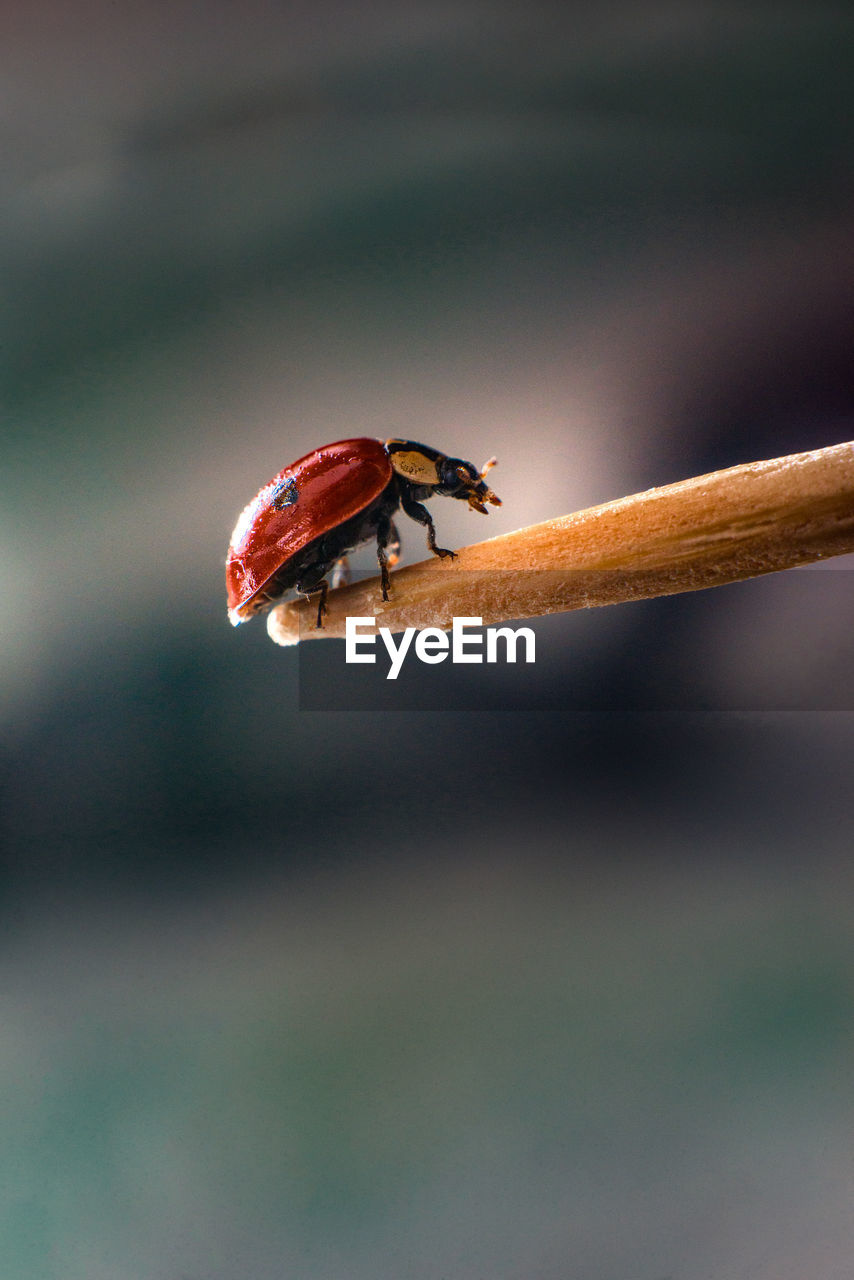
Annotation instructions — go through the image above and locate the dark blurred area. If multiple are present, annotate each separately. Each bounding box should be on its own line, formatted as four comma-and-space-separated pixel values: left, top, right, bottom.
2, 3, 854, 1277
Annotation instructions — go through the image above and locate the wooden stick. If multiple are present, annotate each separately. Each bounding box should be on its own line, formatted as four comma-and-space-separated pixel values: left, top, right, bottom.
267, 440, 854, 646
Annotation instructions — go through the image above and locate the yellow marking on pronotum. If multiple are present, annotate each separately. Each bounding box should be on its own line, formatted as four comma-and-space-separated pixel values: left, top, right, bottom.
388, 449, 441, 486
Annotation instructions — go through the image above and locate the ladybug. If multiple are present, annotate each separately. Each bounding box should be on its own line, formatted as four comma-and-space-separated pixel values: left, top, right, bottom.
226, 437, 501, 628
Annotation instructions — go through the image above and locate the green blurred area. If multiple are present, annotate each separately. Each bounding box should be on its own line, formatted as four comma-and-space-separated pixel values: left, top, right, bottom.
3, 850, 853, 1280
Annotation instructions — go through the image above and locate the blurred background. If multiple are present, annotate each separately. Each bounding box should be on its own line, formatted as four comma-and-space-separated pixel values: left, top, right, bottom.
2, 2, 854, 1276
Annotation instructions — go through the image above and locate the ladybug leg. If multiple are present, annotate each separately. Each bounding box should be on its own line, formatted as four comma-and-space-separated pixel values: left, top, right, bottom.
385, 521, 401, 568
376, 516, 399, 601
330, 557, 350, 590
313, 580, 328, 628
400, 494, 456, 560
295, 572, 329, 629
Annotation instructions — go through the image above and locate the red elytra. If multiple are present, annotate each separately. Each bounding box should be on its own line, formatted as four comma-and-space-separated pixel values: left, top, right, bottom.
226, 437, 391, 623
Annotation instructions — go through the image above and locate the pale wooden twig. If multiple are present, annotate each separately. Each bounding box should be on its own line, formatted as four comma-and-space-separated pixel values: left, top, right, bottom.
267, 440, 854, 646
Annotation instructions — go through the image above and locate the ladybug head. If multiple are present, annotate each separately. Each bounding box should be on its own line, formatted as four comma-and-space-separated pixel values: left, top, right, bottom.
437, 454, 501, 513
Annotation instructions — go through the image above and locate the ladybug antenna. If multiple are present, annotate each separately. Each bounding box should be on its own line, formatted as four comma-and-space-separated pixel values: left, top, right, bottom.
480, 456, 501, 507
